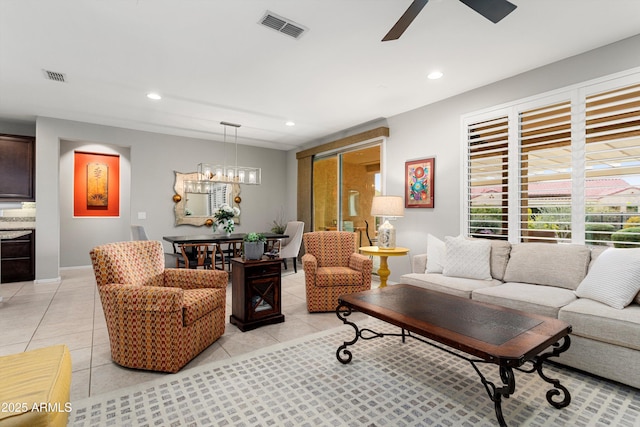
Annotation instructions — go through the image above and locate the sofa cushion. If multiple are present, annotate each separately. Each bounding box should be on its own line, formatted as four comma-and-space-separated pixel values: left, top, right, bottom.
588, 245, 608, 268
485, 239, 512, 281
575, 247, 640, 309
559, 298, 640, 351
316, 267, 363, 287
502, 243, 590, 290
182, 288, 224, 326
443, 236, 492, 280
471, 282, 577, 318
401, 273, 501, 299
425, 234, 445, 273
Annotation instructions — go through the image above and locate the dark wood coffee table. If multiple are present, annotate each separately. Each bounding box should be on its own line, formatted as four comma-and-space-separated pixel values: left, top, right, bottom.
336, 284, 572, 427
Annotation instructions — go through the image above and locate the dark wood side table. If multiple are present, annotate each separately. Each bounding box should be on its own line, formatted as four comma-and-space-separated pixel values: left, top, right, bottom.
230, 257, 285, 331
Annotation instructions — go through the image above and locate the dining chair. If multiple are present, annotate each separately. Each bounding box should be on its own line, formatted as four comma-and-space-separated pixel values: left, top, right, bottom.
130, 224, 149, 241
279, 221, 305, 273
364, 220, 376, 246
178, 243, 225, 270
219, 240, 243, 270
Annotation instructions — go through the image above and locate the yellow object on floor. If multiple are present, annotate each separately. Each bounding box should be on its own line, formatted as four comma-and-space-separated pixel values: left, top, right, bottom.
0, 344, 72, 427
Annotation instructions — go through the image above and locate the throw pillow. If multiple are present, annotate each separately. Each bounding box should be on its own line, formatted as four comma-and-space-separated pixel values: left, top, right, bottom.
443, 236, 492, 280
425, 234, 446, 273
575, 248, 640, 309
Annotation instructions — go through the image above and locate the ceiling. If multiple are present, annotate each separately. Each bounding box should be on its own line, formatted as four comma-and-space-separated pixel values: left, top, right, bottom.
1, 1, 640, 151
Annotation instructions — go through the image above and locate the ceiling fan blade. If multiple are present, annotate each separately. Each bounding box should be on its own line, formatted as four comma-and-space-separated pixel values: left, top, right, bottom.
459, 0, 517, 24
382, 0, 429, 42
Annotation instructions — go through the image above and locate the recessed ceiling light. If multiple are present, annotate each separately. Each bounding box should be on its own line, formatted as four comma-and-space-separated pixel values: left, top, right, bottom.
147, 92, 162, 100
427, 71, 443, 80
285, 121, 295, 127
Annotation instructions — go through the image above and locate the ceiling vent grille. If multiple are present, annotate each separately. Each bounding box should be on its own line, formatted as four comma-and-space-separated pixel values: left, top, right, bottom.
43, 69, 67, 83
259, 11, 307, 39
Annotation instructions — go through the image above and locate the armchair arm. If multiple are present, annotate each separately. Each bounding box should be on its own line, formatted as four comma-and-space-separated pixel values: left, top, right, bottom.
164, 268, 228, 290
412, 253, 428, 273
98, 284, 183, 312
302, 253, 317, 286
349, 253, 373, 275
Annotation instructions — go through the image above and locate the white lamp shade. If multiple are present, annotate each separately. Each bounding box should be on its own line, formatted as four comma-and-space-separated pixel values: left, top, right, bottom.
371, 195, 403, 249
371, 196, 404, 218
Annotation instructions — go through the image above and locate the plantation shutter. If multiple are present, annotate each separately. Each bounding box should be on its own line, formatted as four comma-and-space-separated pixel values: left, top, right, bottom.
585, 83, 640, 246
519, 101, 572, 243
466, 116, 509, 239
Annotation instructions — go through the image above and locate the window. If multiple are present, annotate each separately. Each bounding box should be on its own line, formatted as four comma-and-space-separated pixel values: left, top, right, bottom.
584, 83, 640, 247
464, 71, 640, 247
466, 116, 509, 239
519, 101, 572, 243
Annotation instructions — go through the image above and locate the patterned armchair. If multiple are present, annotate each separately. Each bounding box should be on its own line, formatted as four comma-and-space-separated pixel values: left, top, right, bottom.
302, 231, 373, 312
90, 240, 227, 373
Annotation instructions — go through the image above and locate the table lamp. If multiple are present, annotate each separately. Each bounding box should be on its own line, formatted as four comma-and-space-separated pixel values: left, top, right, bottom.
371, 195, 404, 249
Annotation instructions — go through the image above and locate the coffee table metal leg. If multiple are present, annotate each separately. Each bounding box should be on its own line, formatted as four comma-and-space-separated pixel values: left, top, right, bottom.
336, 303, 385, 364
336, 304, 358, 364
493, 366, 515, 427
468, 361, 515, 427
534, 335, 572, 409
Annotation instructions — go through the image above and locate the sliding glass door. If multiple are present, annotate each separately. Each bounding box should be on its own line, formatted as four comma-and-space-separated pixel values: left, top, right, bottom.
312, 144, 381, 246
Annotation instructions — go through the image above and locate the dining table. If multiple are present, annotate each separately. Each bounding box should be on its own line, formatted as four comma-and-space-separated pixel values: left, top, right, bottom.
163, 232, 288, 270
163, 232, 287, 246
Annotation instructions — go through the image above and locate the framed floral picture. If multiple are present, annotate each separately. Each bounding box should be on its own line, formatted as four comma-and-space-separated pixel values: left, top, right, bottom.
405, 157, 434, 208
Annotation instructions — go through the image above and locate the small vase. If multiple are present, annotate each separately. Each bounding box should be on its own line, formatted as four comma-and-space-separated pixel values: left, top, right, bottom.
217, 219, 234, 235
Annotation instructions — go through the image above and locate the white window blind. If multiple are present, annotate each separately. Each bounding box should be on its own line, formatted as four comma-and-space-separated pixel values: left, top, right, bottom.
463, 71, 640, 247
467, 116, 509, 239
519, 101, 572, 243
585, 83, 640, 247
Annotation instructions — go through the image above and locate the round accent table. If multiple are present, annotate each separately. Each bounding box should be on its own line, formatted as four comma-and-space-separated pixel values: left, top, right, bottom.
359, 246, 409, 288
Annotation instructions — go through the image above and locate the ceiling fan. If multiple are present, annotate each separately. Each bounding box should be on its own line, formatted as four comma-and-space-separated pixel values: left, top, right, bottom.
382, 0, 517, 41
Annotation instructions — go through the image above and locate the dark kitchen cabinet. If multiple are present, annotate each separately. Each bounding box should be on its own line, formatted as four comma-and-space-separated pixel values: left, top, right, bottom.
0, 134, 35, 201
1, 230, 35, 283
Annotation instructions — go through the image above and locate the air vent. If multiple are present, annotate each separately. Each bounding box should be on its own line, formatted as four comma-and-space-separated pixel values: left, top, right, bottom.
43, 69, 67, 83
259, 11, 307, 39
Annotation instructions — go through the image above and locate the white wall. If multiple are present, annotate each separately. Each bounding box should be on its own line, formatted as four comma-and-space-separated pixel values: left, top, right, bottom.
35, 118, 288, 279
290, 34, 640, 283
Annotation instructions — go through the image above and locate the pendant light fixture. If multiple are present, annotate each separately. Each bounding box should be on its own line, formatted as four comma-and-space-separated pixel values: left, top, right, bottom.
197, 121, 261, 185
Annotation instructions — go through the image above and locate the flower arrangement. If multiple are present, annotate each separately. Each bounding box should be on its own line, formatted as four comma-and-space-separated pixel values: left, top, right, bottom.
213, 203, 240, 233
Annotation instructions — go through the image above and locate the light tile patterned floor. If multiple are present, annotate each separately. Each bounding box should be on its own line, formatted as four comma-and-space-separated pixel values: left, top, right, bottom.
0, 263, 379, 400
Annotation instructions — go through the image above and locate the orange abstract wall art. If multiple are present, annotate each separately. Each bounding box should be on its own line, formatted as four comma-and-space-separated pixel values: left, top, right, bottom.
74, 151, 120, 217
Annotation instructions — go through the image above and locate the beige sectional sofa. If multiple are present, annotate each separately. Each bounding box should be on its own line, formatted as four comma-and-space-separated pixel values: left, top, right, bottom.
400, 236, 640, 389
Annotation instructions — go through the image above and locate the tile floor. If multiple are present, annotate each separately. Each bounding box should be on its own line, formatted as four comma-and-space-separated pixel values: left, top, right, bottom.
0, 264, 378, 401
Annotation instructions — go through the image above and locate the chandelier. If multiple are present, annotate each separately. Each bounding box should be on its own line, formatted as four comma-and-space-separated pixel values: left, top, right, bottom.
197, 121, 261, 185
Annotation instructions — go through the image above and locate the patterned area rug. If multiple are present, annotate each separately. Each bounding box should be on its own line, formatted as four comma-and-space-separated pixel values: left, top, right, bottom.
69, 320, 639, 426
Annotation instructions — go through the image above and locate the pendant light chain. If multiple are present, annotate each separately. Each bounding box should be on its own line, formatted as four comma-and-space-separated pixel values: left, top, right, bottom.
234, 126, 238, 173
223, 124, 227, 172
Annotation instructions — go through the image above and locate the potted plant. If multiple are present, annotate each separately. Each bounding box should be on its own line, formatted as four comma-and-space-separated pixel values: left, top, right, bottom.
243, 232, 267, 260
270, 207, 286, 234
